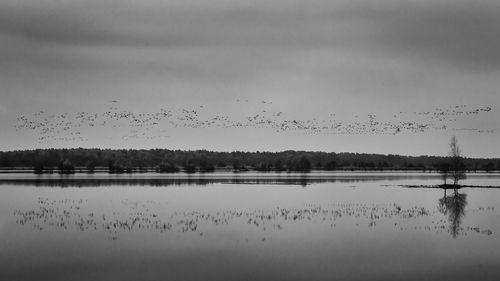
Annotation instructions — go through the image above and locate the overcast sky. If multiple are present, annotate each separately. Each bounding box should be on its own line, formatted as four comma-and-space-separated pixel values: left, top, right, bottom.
1, 0, 499, 157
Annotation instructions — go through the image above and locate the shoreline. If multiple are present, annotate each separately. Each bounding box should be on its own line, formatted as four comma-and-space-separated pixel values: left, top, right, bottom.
399, 184, 500, 189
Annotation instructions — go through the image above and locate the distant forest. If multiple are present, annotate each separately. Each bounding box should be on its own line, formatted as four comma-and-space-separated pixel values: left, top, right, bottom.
0, 148, 499, 174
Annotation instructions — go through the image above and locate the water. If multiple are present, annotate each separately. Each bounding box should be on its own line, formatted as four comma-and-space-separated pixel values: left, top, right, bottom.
1, 172, 500, 281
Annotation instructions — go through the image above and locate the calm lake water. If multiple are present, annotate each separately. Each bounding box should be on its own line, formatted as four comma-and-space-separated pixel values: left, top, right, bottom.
1, 172, 500, 281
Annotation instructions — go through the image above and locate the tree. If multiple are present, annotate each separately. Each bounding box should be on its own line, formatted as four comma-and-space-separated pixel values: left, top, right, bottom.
108, 161, 125, 174
273, 159, 284, 172
481, 162, 495, 172
255, 162, 271, 172
290, 156, 311, 172
58, 159, 75, 174
435, 161, 451, 185
323, 160, 337, 171
157, 161, 179, 173
448, 136, 466, 186
85, 161, 95, 173
232, 159, 246, 172
183, 161, 196, 173
199, 159, 215, 173
33, 162, 44, 174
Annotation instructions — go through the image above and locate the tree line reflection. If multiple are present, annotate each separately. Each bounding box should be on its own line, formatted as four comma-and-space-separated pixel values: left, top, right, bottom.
1, 174, 445, 188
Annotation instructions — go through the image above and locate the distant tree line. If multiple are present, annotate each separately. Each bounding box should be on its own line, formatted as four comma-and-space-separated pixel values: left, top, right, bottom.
0, 148, 499, 174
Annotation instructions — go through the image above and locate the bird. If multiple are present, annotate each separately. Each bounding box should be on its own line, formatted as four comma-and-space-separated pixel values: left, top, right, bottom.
14, 102, 495, 144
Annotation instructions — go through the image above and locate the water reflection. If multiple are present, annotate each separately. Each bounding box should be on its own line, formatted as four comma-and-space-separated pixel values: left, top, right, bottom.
12, 191, 494, 241
438, 189, 468, 238
4, 177, 318, 188
0, 173, 444, 188
4, 176, 500, 281
13, 198, 433, 239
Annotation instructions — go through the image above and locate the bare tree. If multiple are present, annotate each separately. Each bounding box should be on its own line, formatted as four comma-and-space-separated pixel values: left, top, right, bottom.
449, 136, 466, 186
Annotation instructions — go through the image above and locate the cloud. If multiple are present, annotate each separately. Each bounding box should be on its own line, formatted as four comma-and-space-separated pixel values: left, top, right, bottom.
339, 1, 500, 71
0, 1, 499, 115
1, 1, 499, 59
0, 103, 7, 115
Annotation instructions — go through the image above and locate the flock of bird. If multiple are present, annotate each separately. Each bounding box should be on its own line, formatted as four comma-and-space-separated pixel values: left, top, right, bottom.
14, 100, 494, 144
13, 197, 494, 241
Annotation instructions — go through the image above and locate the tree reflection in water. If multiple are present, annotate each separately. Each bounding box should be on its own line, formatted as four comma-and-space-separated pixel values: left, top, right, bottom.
438, 189, 467, 238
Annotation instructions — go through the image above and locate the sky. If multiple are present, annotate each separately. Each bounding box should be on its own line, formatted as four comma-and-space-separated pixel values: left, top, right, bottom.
1, 0, 499, 157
